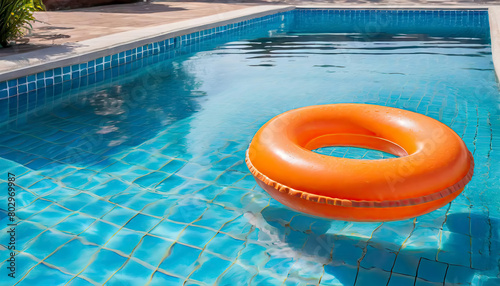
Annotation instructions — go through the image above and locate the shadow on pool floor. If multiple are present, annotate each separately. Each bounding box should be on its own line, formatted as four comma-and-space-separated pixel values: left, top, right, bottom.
259, 206, 500, 285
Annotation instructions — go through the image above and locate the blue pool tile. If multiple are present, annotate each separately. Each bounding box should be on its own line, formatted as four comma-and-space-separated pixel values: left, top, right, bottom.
361, 245, 397, 271
16, 172, 45, 189
189, 252, 232, 284
24, 229, 73, 259
124, 214, 161, 233
15, 262, 71, 286
287, 259, 324, 282
444, 265, 475, 285
387, 273, 415, 286
14, 189, 38, 209
438, 231, 471, 267
66, 277, 95, 286
59, 193, 97, 211
7, 79, 17, 88
42, 186, 77, 202
194, 204, 238, 228
238, 243, 268, 267
80, 249, 128, 284
105, 228, 144, 255
8, 95, 18, 117
415, 279, 442, 286
318, 268, 344, 285
322, 264, 357, 286
150, 271, 183, 285
393, 253, 423, 277
132, 235, 174, 266
288, 215, 319, 232
471, 237, 492, 270
479, 278, 500, 286
371, 220, 416, 246
133, 171, 169, 188
29, 177, 59, 193
91, 179, 130, 197
217, 264, 256, 285
79, 199, 114, 217
215, 170, 246, 186
16, 198, 51, 217
140, 155, 173, 171
79, 220, 119, 245
167, 198, 207, 224
45, 239, 99, 273
150, 220, 186, 240
178, 225, 217, 248
191, 185, 223, 201
301, 234, 329, 261
7, 86, 17, 97
95, 70, 104, 81
45, 76, 54, 86
62, 80, 71, 91
175, 181, 210, 196
417, 259, 448, 283
106, 259, 154, 286
17, 76, 26, 85
469, 214, 489, 238
28, 204, 72, 227
250, 273, 284, 285
262, 257, 295, 276
155, 174, 188, 192
54, 75, 62, 85
54, 213, 96, 235
36, 79, 45, 89
101, 206, 138, 226
175, 162, 205, 177
219, 214, 252, 238
0, 221, 45, 251
88, 73, 96, 84
331, 239, 364, 266
212, 187, 250, 209
356, 267, 391, 286
61, 66, 70, 75
108, 191, 136, 206
159, 243, 201, 277
60, 170, 94, 188
141, 198, 179, 217
27, 90, 37, 110
101, 160, 133, 174
119, 167, 151, 183
0, 98, 7, 121
0, 88, 8, 99
205, 233, 245, 259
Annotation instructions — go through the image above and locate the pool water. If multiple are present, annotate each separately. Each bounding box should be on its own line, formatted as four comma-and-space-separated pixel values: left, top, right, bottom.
1, 10, 499, 285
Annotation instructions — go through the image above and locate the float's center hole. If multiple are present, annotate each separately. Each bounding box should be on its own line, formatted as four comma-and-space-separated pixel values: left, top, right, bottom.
312, 146, 398, 160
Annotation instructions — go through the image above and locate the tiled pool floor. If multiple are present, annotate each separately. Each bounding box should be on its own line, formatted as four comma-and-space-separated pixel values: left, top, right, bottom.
1, 11, 500, 286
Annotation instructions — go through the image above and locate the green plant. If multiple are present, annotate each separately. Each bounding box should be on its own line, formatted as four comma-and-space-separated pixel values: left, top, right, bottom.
0, 0, 44, 48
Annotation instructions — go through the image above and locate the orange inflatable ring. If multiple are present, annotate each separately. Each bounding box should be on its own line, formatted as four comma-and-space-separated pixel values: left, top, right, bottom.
246, 104, 474, 221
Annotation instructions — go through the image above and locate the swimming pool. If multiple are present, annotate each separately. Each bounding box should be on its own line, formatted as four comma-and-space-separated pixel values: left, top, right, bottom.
0, 9, 499, 285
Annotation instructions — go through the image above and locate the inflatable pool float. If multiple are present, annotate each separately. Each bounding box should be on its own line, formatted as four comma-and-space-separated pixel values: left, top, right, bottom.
245, 104, 474, 221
